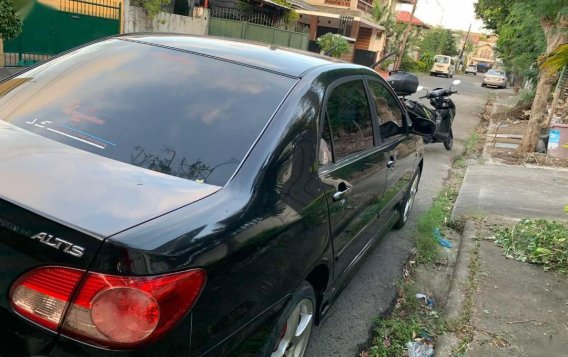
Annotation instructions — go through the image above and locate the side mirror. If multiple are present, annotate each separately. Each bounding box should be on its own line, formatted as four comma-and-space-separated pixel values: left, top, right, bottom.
411, 116, 436, 137
452, 79, 461, 86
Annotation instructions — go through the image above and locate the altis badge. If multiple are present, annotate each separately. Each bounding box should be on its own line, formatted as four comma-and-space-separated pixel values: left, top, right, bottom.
30, 232, 85, 258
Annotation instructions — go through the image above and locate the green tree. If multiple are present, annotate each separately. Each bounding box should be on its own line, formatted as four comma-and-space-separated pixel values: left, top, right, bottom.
317, 33, 349, 58
0, 0, 22, 40
476, 0, 568, 152
131, 0, 170, 18
417, 27, 458, 57
495, 2, 545, 80
371, 1, 404, 68
443, 30, 459, 56
474, 0, 514, 32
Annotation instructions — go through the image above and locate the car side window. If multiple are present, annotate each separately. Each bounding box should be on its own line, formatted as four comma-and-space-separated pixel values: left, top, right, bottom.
323, 80, 374, 161
368, 80, 404, 139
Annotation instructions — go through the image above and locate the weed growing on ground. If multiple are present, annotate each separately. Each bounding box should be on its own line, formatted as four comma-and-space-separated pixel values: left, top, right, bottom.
368, 279, 446, 357
494, 219, 568, 273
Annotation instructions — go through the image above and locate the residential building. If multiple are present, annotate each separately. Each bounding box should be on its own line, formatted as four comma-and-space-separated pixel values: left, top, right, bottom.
460, 32, 498, 72
293, 0, 414, 65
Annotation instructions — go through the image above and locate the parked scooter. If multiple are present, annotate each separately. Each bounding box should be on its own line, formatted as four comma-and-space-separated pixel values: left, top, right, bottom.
386, 70, 460, 150
411, 80, 460, 150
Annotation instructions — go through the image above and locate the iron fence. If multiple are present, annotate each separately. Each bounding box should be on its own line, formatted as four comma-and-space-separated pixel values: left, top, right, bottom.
60, 0, 121, 19
210, 7, 309, 33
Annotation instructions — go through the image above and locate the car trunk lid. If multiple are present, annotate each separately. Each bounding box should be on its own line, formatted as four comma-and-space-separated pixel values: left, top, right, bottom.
0, 122, 220, 354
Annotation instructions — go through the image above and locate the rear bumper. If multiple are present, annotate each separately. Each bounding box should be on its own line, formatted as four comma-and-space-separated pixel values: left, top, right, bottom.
0, 311, 55, 357
483, 79, 506, 86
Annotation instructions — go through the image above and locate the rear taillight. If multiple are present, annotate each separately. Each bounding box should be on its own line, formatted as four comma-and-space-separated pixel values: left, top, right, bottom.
10, 266, 206, 348
9, 267, 84, 330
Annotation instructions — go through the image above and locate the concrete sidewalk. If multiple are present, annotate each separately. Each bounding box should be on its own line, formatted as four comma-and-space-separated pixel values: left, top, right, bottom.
469, 222, 568, 357
444, 124, 568, 356
453, 164, 568, 221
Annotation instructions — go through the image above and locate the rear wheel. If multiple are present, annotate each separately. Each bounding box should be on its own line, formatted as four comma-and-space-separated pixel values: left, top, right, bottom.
268, 281, 316, 357
394, 168, 421, 229
444, 128, 453, 150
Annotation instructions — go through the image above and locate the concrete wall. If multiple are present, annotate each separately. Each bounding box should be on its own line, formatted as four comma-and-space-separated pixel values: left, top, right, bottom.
124, 2, 208, 35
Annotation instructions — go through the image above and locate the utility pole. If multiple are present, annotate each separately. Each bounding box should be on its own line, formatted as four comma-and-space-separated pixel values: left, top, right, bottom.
458, 23, 472, 71
394, 0, 418, 70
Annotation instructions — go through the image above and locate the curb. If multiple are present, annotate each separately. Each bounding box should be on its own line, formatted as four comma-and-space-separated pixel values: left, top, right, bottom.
435, 220, 478, 356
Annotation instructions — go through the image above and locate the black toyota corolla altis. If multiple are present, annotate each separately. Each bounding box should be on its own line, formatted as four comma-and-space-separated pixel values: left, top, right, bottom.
0, 35, 434, 356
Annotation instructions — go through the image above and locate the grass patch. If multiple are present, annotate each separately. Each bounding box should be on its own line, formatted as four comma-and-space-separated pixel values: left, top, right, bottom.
367, 278, 446, 357
416, 185, 458, 264
463, 132, 479, 156
494, 219, 568, 273
415, 126, 485, 264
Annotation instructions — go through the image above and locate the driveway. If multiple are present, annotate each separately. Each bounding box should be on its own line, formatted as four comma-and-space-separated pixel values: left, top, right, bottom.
306, 73, 490, 356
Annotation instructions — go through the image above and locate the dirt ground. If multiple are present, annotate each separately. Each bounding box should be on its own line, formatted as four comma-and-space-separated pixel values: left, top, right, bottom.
483, 94, 568, 168
467, 219, 568, 357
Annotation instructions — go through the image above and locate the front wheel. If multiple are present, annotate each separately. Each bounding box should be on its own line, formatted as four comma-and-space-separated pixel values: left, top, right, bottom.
394, 169, 421, 229
268, 281, 316, 357
444, 128, 454, 150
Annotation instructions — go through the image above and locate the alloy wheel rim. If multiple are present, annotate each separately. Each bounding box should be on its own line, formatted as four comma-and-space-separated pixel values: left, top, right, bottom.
403, 174, 420, 221
271, 299, 314, 357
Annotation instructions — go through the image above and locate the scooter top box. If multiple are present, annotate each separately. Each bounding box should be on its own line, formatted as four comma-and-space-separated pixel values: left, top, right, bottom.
386, 70, 419, 96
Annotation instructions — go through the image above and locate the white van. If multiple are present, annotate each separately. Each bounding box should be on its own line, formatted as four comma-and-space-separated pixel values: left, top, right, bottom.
430, 55, 456, 78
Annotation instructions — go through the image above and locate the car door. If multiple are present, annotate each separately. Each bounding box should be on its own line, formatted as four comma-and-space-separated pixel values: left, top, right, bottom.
367, 77, 417, 217
318, 77, 388, 281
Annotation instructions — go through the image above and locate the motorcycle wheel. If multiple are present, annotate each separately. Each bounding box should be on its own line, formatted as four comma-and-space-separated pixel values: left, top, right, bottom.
444, 128, 453, 150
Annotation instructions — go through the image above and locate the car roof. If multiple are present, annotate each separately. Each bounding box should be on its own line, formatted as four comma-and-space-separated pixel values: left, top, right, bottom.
118, 33, 347, 78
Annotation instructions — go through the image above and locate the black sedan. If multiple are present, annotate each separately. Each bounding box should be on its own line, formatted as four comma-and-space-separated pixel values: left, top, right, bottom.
0, 35, 434, 356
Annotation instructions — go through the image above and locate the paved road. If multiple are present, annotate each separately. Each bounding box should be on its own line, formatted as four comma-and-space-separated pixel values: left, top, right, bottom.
306, 73, 489, 356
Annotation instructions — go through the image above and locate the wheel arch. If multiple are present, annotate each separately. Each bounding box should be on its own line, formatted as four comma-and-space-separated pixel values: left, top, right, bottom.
304, 263, 330, 324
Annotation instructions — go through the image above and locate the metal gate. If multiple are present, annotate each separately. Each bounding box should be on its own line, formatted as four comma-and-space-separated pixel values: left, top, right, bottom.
4, 0, 121, 66
209, 8, 309, 51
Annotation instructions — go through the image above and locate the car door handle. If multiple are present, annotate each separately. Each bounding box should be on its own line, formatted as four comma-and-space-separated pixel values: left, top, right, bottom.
332, 185, 351, 202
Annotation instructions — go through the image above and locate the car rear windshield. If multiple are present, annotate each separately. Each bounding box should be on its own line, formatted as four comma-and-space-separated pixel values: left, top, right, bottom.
487, 69, 505, 76
0, 39, 296, 186
434, 56, 450, 64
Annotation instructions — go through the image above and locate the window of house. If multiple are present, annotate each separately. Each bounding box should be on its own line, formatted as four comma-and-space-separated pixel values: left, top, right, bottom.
323, 80, 374, 161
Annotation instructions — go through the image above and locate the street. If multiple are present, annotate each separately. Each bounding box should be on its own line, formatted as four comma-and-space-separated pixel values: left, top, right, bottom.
306, 72, 489, 356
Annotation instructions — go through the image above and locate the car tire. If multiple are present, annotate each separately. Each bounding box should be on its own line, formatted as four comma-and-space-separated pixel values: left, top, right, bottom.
444, 128, 453, 150
266, 281, 316, 357
394, 168, 421, 229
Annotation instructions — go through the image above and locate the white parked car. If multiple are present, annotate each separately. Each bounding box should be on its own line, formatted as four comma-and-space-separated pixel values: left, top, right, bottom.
465, 64, 478, 75
482, 69, 508, 88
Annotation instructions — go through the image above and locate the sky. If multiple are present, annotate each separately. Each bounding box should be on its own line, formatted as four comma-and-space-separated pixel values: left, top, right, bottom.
398, 0, 488, 33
